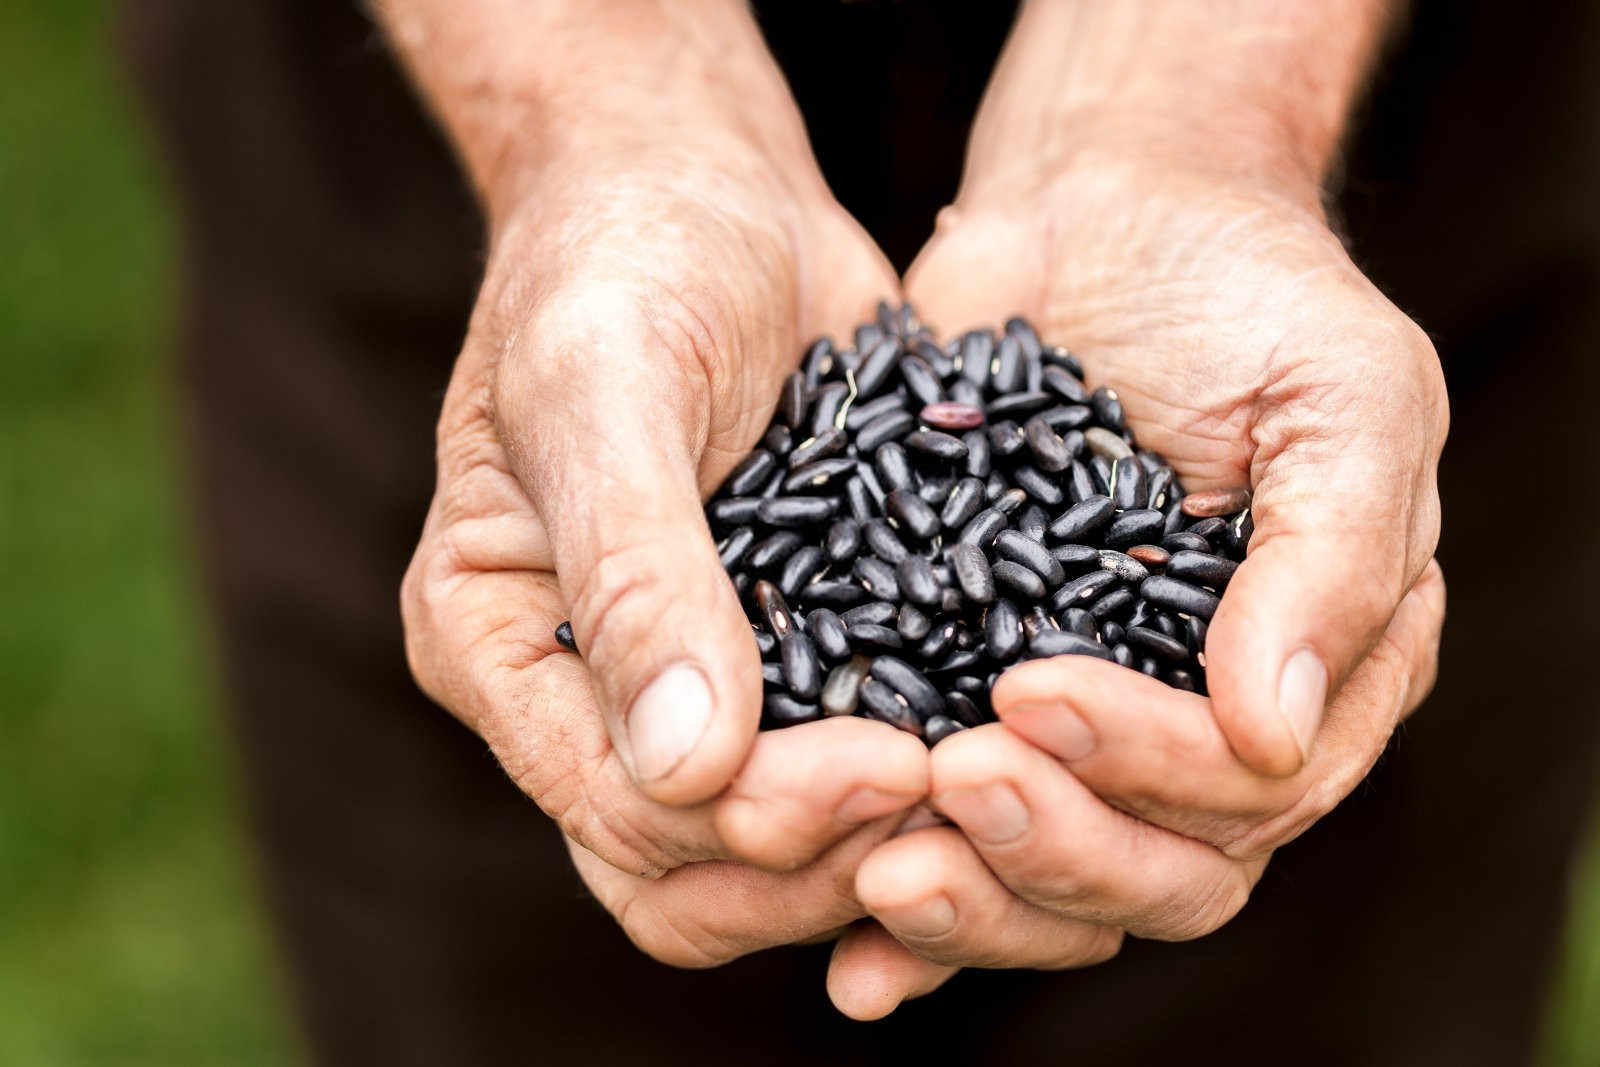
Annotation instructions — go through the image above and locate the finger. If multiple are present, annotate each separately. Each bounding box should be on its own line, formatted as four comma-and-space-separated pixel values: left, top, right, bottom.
992, 561, 1445, 856
568, 812, 907, 969
902, 207, 1040, 336
1207, 340, 1445, 776
928, 725, 1263, 940
857, 826, 1124, 968
496, 290, 763, 806
826, 922, 958, 1021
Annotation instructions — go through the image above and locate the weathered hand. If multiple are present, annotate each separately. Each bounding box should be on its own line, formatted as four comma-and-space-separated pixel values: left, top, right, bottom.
400, 92, 930, 965
827, 146, 1448, 1015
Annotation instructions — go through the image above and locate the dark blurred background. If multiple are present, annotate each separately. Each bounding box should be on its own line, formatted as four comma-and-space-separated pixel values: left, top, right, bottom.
1, 2, 1596, 1063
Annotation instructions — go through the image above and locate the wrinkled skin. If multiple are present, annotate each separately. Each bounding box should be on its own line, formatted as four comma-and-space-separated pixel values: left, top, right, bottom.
400, 123, 941, 967
826, 151, 1449, 1018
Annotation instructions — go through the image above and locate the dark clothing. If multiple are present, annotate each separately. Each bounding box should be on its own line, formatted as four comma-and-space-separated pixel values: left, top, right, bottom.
123, 1, 1599, 1064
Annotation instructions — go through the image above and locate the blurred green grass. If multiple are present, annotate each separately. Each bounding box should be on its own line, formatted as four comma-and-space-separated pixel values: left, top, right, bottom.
0, 3, 1594, 1065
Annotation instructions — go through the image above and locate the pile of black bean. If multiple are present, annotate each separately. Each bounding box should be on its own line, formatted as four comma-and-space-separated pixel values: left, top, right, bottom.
555, 304, 1251, 745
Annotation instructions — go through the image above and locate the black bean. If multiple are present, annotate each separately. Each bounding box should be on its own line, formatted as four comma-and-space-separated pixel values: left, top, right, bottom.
778, 371, 808, 430
948, 378, 984, 408
1186, 615, 1209, 655
1098, 549, 1150, 583
1167, 669, 1197, 692
1040, 404, 1094, 431
1154, 612, 1180, 638
944, 690, 985, 728
862, 519, 909, 564
918, 620, 959, 660
853, 556, 901, 601
1051, 569, 1120, 612
848, 623, 904, 653
913, 337, 955, 378
1104, 508, 1165, 547
859, 679, 923, 736
870, 656, 945, 720
1041, 363, 1089, 404
843, 476, 874, 521
1012, 465, 1065, 507
782, 456, 857, 493
960, 330, 994, 387
991, 334, 1024, 393
726, 449, 777, 496
1111, 643, 1136, 668
802, 580, 869, 608
950, 542, 997, 604
984, 599, 1024, 661
762, 424, 793, 456
988, 420, 1026, 457
708, 496, 762, 527
1139, 657, 1161, 677
1166, 549, 1239, 589
992, 559, 1047, 599
993, 487, 1028, 516
995, 529, 1065, 587
805, 609, 852, 662
874, 441, 913, 492
748, 531, 803, 572
1147, 468, 1174, 510
924, 715, 967, 745
757, 496, 836, 527
984, 472, 1008, 501
754, 629, 776, 656
1049, 495, 1116, 541
1126, 625, 1188, 661
899, 355, 944, 407
897, 555, 943, 608
1141, 575, 1221, 620
1018, 504, 1050, 542
958, 508, 1007, 548
718, 526, 757, 569
1112, 455, 1147, 509
985, 391, 1053, 419
554, 620, 577, 652
904, 429, 969, 463
788, 426, 845, 469
1004, 316, 1042, 359
853, 337, 901, 399
754, 580, 796, 637
780, 633, 822, 699
963, 429, 992, 477
1061, 606, 1096, 637
920, 401, 985, 433
823, 519, 861, 563
941, 476, 986, 530
1185, 516, 1229, 543
762, 662, 786, 688
1029, 630, 1114, 661
886, 489, 940, 539
778, 546, 826, 596
1090, 386, 1125, 431
856, 322, 884, 354
1050, 543, 1101, 573
842, 601, 897, 628
1101, 621, 1126, 646
802, 336, 833, 390
896, 602, 933, 642
1162, 530, 1211, 554
1042, 344, 1084, 378
1088, 455, 1115, 495
821, 656, 872, 716
1065, 460, 1099, 504
764, 693, 821, 726
1023, 416, 1073, 472
1088, 587, 1135, 620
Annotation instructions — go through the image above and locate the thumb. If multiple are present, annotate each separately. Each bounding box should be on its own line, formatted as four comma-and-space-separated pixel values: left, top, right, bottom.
1204, 428, 1442, 777
501, 304, 763, 807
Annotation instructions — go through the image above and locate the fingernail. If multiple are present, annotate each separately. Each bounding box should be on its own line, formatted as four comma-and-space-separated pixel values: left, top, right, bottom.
878, 894, 956, 939
628, 663, 714, 782
1003, 702, 1096, 761
893, 803, 947, 836
935, 783, 1029, 845
836, 787, 912, 825
1277, 648, 1328, 761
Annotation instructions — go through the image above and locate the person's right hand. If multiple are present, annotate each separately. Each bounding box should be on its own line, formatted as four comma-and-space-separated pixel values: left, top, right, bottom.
399, 47, 931, 965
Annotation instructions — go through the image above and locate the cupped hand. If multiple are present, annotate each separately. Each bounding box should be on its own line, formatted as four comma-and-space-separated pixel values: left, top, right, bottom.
400, 112, 931, 965
827, 147, 1448, 1016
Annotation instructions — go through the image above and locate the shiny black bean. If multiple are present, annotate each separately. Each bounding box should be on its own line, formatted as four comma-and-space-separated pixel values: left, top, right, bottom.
1040, 404, 1094, 431
950, 542, 997, 604
1166, 549, 1238, 589
1029, 630, 1114, 660
763, 693, 821, 726
992, 487, 1027, 516
754, 629, 776, 656
858, 679, 923, 735
780, 633, 822, 699
1154, 612, 1180, 637
918, 620, 959, 660
848, 397, 910, 439
1224, 511, 1253, 555
1105, 642, 1131, 667
1065, 460, 1099, 504
1049, 495, 1115, 540
755, 580, 796, 637
914, 337, 956, 378
708, 496, 762, 527
1005, 316, 1042, 359
1112, 455, 1147, 509
762, 425, 792, 457
948, 378, 984, 408
554, 620, 577, 652
1141, 575, 1220, 620
762, 662, 786, 688
718, 526, 757, 569
1162, 530, 1211, 554
1126, 625, 1188, 661
874, 441, 913, 492
781, 456, 857, 493
871, 656, 945, 720
886, 489, 940, 539
842, 601, 897, 627
991, 334, 1024, 393
963, 429, 992, 478
802, 580, 868, 608
924, 715, 966, 745
1104, 508, 1165, 547
1051, 569, 1120, 612
1090, 385, 1126, 430
844, 476, 874, 521
1041, 344, 1084, 377
1023, 416, 1073, 472
896, 555, 943, 608
778, 371, 808, 430
943, 690, 985, 728
984, 599, 1024, 661
984, 472, 1007, 501
904, 429, 968, 463
853, 556, 901, 601
807, 609, 852, 662
941, 477, 986, 530
802, 336, 833, 390
1018, 504, 1049, 543
726, 449, 776, 496
959, 330, 994, 387
991, 560, 1046, 600
1012, 465, 1065, 506
1020, 604, 1052, 641
1147, 468, 1174, 510
748, 531, 802, 572
1088, 587, 1135, 620
1098, 549, 1149, 583
1088, 455, 1114, 495
848, 623, 904, 653
823, 519, 861, 563
985, 391, 1053, 419
1101, 620, 1126, 646
1167, 669, 1197, 692
856, 322, 884, 354
1061, 606, 1096, 637
787, 426, 845, 469
778, 546, 826, 596
1185, 516, 1229, 542
810, 381, 849, 437
987, 420, 1026, 457
1139, 657, 1161, 677
939, 588, 965, 614
994, 530, 1065, 586
862, 519, 908, 565
958, 508, 1008, 548
1185, 615, 1208, 655
854, 337, 902, 398
1049, 544, 1101, 574
1163, 495, 1187, 536
896, 602, 933, 642
757, 496, 837, 527
1040, 363, 1088, 404
899, 355, 944, 407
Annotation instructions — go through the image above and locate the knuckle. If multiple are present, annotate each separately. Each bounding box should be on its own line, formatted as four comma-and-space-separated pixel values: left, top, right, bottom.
569, 542, 660, 663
